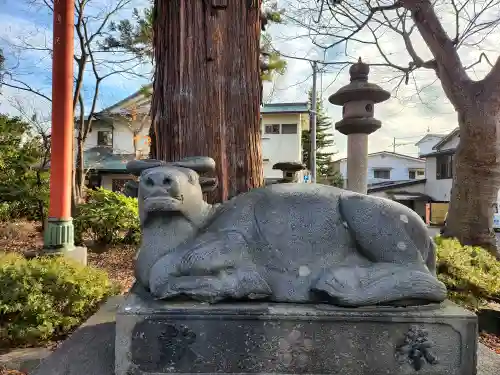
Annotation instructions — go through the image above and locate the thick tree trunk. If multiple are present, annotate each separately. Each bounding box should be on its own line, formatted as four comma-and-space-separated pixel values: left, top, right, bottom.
444, 106, 500, 257
151, 0, 264, 203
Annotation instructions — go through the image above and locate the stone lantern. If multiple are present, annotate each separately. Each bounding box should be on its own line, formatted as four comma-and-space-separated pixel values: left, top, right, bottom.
272, 162, 307, 183
328, 58, 390, 194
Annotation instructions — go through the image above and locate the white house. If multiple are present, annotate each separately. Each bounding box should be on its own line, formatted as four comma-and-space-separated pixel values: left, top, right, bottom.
414, 133, 445, 157
79, 87, 310, 191
417, 128, 500, 225
364, 129, 495, 224
419, 129, 460, 202
332, 151, 426, 187
260, 102, 310, 179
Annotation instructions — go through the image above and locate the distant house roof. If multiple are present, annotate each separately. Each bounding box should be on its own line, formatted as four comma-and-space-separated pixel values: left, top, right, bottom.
83, 147, 135, 172
419, 149, 456, 158
414, 133, 444, 146
44, 147, 134, 172
334, 151, 424, 163
367, 179, 426, 193
261, 102, 309, 114
99, 84, 153, 114
432, 128, 459, 150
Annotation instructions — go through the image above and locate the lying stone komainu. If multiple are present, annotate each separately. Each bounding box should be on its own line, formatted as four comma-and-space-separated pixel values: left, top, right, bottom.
124, 156, 447, 307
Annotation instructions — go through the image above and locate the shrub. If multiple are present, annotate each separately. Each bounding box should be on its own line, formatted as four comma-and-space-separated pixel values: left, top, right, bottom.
435, 237, 500, 310
74, 188, 140, 246
0, 252, 118, 348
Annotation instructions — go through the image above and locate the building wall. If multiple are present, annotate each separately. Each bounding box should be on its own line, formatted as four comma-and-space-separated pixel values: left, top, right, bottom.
261, 113, 307, 179
423, 132, 459, 202
369, 182, 427, 219
84, 113, 308, 180
416, 136, 443, 156
338, 153, 425, 186
101, 174, 135, 191
425, 149, 500, 203
84, 119, 150, 156
423, 156, 453, 201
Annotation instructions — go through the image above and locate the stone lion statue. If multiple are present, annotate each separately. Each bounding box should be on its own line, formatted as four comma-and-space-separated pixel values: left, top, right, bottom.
124, 156, 446, 307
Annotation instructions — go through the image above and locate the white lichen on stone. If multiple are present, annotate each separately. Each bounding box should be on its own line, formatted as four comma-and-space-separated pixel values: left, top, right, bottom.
298, 265, 311, 277
400, 214, 409, 223
397, 241, 407, 250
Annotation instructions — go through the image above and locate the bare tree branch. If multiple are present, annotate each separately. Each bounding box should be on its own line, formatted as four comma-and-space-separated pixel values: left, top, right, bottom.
401, 0, 470, 104
0, 75, 52, 102
284, 0, 500, 108
482, 56, 500, 97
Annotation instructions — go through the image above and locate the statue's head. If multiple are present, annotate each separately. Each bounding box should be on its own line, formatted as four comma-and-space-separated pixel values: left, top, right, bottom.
124, 157, 218, 225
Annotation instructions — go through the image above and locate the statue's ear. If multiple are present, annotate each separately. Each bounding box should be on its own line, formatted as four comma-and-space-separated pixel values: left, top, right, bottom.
199, 176, 218, 192
172, 156, 216, 174
123, 180, 139, 198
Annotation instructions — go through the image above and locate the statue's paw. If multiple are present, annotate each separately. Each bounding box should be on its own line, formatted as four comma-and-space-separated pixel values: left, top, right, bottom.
149, 266, 272, 303
312, 264, 447, 307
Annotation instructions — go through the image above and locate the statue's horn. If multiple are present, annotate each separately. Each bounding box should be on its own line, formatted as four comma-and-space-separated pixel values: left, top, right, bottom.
171, 156, 216, 174
126, 159, 166, 176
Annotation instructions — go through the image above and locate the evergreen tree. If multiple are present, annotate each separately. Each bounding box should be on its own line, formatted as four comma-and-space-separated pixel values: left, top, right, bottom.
0, 114, 49, 220
0, 48, 4, 71
302, 91, 343, 187
104, 0, 286, 82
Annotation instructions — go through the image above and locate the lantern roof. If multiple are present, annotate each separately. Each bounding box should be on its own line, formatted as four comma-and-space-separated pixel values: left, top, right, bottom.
329, 58, 390, 105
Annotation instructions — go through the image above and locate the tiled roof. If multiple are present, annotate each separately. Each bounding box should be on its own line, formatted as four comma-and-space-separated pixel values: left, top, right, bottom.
367, 179, 426, 193
261, 102, 309, 114
83, 147, 136, 171
334, 151, 424, 163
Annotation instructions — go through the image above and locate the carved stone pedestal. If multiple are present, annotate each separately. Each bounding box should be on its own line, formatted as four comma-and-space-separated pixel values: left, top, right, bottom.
116, 284, 477, 375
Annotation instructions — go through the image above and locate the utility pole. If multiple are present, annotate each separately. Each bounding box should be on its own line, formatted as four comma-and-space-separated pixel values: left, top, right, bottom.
310, 61, 318, 183
391, 136, 414, 153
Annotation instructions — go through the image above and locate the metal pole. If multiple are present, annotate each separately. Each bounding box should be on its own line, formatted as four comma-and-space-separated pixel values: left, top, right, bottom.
44, 0, 76, 254
310, 61, 318, 183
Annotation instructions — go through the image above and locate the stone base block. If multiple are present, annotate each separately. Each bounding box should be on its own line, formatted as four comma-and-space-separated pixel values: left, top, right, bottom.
116, 284, 478, 375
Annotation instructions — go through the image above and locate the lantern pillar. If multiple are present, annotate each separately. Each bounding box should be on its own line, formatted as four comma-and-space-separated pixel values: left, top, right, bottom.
328, 58, 390, 194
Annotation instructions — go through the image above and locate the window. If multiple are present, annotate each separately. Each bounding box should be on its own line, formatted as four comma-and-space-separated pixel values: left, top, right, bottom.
408, 169, 424, 179
281, 124, 298, 134
436, 154, 453, 179
264, 124, 280, 134
112, 178, 133, 193
374, 169, 390, 179
97, 130, 112, 146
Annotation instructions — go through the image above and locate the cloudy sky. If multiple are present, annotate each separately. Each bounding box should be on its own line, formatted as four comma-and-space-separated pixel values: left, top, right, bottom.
0, 0, 497, 159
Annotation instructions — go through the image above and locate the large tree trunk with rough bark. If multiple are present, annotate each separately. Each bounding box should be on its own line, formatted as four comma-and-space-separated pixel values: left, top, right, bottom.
150, 0, 264, 203
444, 105, 500, 256
396, 0, 500, 254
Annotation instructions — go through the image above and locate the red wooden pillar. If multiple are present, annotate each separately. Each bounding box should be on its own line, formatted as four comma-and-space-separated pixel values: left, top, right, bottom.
44, 0, 76, 253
